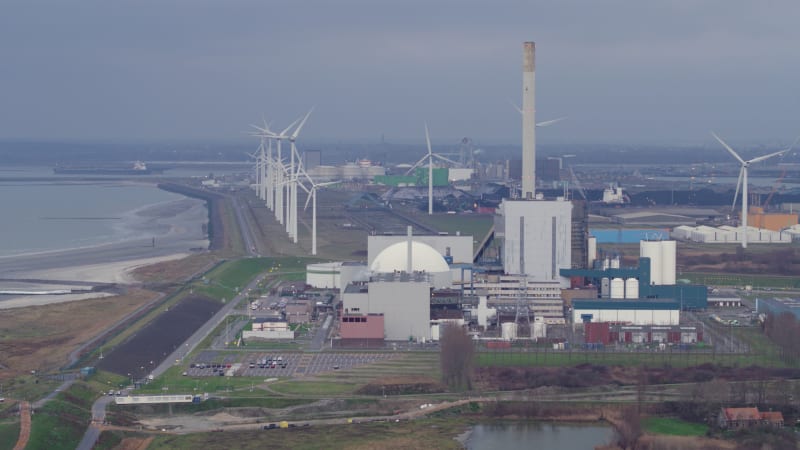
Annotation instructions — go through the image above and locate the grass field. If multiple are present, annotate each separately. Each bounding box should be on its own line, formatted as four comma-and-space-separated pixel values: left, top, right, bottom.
27, 381, 98, 450
0, 417, 20, 450
643, 417, 707, 436
683, 272, 800, 289
475, 347, 793, 369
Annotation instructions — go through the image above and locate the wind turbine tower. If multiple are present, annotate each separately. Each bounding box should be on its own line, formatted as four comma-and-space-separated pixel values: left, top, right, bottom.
425, 124, 433, 215
522, 41, 536, 199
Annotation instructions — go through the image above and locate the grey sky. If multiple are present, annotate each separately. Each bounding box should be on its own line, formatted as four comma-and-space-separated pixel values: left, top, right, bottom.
1, 0, 798, 144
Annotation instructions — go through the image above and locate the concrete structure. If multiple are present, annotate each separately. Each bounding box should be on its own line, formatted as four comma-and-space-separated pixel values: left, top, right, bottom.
342, 273, 433, 341
243, 329, 295, 340
495, 198, 573, 285
306, 262, 342, 289
573, 299, 680, 326
522, 41, 536, 198
464, 273, 564, 323
585, 322, 702, 345
252, 318, 289, 332
340, 314, 384, 339
285, 301, 312, 323
368, 234, 473, 266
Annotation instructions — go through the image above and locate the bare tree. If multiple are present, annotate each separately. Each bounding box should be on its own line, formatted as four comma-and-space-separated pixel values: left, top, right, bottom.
439, 323, 474, 391
613, 407, 643, 450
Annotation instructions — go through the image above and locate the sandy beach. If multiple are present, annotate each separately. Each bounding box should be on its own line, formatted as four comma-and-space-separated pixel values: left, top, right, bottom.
0, 195, 209, 309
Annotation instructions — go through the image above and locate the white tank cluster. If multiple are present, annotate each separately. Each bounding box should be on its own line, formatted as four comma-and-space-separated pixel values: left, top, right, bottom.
602, 277, 640, 299
501, 322, 518, 341
640, 240, 676, 286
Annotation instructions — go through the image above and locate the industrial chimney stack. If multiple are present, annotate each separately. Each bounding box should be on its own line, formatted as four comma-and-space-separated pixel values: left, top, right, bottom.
522, 41, 536, 199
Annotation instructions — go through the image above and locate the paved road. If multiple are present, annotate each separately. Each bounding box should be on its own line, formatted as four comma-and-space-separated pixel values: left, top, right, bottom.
78, 269, 271, 449
309, 313, 332, 351
231, 195, 257, 257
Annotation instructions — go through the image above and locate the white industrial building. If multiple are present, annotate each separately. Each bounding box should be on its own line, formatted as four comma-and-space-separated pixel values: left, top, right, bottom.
671, 225, 791, 244
573, 299, 680, 326
305, 261, 368, 291
495, 198, 573, 286
368, 233, 473, 267
463, 273, 564, 324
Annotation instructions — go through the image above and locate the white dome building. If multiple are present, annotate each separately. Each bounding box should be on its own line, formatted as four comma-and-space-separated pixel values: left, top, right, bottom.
369, 240, 452, 288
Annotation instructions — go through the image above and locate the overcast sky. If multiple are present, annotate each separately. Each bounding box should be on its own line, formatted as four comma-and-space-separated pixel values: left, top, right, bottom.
1, 0, 798, 145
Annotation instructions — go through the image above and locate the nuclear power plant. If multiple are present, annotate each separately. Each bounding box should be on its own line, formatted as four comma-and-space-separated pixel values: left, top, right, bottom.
298, 41, 708, 347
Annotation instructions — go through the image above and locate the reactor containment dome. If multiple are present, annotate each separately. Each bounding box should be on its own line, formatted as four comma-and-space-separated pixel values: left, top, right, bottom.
369, 241, 450, 274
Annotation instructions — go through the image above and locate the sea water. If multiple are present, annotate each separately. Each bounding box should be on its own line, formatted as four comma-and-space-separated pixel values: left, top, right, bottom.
0, 180, 186, 257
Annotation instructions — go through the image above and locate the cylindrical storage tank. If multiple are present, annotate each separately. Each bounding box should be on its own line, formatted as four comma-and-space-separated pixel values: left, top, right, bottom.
601, 277, 610, 298
602, 257, 610, 270
587, 236, 597, 268
341, 164, 360, 179
625, 278, 639, 299
660, 240, 676, 285
640, 241, 663, 285
430, 324, 440, 341
501, 322, 518, 341
610, 278, 625, 299
610, 257, 620, 269
532, 322, 546, 340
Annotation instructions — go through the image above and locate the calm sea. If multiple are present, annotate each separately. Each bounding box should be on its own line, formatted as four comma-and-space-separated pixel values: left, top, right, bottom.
0, 180, 186, 257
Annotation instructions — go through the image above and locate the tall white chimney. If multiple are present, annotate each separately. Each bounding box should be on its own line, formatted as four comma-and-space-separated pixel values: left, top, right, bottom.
522, 41, 536, 200
406, 225, 413, 274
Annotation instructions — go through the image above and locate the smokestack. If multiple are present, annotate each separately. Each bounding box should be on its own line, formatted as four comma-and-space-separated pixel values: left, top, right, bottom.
522, 41, 536, 200
406, 225, 413, 274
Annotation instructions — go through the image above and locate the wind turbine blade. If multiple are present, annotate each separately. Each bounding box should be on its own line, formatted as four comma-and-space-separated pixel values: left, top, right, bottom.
291, 107, 315, 140
711, 131, 745, 165
280, 117, 301, 137
732, 166, 743, 213
748, 149, 787, 164
405, 154, 429, 175
432, 153, 460, 166
319, 181, 342, 187
536, 117, 567, 127
424, 123, 432, 157
508, 100, 523, 115
304, 188, 313, 211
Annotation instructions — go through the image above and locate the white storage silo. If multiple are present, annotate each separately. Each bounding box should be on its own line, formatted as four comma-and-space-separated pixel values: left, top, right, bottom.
610, 256, 620, 269
624, 278, 639, 299
640, 240, 663, 285
501, 322, 518, 341
601, 277, 610, 298
500, 322, 517, 341
610, 278, 625, 299
532, 321, 546, 340
588, 236, 597, 268
661, 240, 676, 285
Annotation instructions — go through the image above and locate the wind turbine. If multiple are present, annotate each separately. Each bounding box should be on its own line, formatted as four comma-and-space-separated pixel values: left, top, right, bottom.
287, 108, 314, 243
302, 177, 341, 255
251, 118, 299, 225
425, 124, 434, 215
711, 132, 788, 249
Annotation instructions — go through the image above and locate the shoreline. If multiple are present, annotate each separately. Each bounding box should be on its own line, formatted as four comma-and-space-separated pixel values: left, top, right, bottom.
0, 181, 211, 309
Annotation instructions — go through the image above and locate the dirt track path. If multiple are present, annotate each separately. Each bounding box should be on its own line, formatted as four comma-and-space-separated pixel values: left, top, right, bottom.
13, 401, 31, 450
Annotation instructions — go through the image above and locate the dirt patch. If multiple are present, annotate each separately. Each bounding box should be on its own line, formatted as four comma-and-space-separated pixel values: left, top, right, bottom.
116, 437, 154, 450
356, 376, 446, 396
0, 288, 159, 380
131, 253, 219, 284
97, 294, 222, 377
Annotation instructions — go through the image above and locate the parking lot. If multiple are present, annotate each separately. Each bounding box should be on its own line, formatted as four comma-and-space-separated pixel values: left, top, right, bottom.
186, 352, 397, 378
